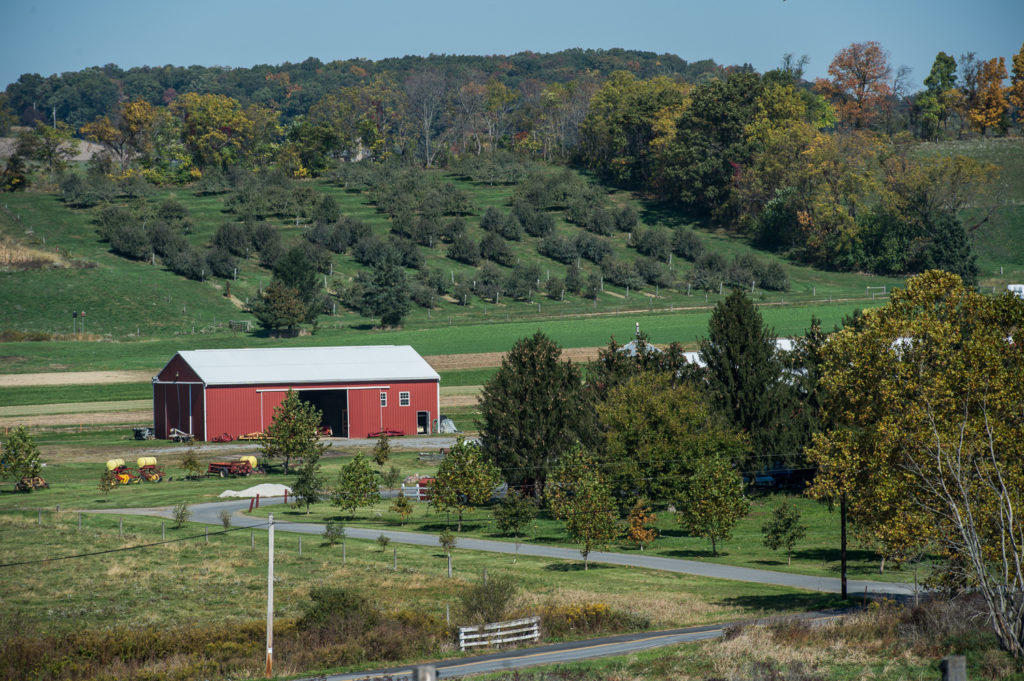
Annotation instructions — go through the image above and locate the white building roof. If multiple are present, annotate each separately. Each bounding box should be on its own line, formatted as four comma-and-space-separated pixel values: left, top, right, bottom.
165, 346, 440, 386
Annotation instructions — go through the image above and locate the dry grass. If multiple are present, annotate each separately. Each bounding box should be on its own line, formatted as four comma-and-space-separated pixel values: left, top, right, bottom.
520, 587, 722, 628
0, 234, 64, 270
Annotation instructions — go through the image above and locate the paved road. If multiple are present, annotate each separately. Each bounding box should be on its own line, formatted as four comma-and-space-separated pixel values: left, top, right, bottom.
107, 497, 914, 599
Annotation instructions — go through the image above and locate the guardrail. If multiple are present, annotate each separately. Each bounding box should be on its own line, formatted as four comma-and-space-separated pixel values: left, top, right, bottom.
458, 616, 541, 651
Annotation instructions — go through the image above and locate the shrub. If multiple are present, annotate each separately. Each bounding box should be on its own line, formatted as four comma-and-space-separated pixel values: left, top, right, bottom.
754, 259, 789, 291
218, 510, 232, 529
457, 573, 519, 625
108, 223, 151, 260
672, 228, 704, 261
172, 501, 191, 528
377, 533, 391, 551
213, 222, 252, 257
512, 200, 554, 238
322, 520, 345, 546
298, 587, 379, 636
205, 247, 237, 279
538, 602, 650, 637
163, 244, 205, 280
601, 257, 643, 289
538, 234, 578, 264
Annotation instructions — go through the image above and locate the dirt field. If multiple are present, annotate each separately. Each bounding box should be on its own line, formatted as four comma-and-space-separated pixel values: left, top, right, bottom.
0, 370, 155, 388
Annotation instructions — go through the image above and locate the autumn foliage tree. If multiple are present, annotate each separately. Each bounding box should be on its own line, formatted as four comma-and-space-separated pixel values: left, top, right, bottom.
808, 271, 1024, 656
625, 500, 658, 551
816, 41, 893, 129
968, 57, 1009, 134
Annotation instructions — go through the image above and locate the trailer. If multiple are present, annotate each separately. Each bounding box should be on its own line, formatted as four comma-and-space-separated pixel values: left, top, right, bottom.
207, 455, 257, 478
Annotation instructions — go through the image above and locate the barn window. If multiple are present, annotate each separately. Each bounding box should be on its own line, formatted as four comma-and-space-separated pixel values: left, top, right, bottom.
380, 392, 387, 407
399, 391, 410, 406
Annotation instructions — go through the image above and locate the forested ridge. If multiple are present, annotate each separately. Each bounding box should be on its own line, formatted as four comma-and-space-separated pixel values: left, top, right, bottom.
2, 43, 1022, 330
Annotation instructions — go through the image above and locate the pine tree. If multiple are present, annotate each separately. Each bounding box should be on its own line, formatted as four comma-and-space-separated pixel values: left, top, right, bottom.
478, 331, 598, 494
700, 289, 796, 469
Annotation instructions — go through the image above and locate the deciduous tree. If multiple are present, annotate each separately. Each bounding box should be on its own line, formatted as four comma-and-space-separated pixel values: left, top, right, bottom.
761, 501, 807, 565
807, 270, 1024, 656
493, 490, 537, 560
625, 499, 658, 551
815, 41, 893, 129
968, 57, 1009, 134
430, 437, 502, 531
675, 456, 749, 557
0, 426, 42, 487
260, 390, 328, 474
291, 445, 325, 514
332, 453, 380, 517
546, 446, 621, 570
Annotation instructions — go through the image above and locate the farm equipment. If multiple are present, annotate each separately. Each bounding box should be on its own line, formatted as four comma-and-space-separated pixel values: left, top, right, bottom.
15, 476, 48, 491
207, 455, 257, 478
169, 428, 193, 443
236, 432, 264, 441
211, 432, 234, 443
106, 459, 139, 485
136, 457, 164, 482
133, 427, 154, 440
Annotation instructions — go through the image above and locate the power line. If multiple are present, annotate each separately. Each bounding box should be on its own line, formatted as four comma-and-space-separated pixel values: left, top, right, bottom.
0, 522, 269, 569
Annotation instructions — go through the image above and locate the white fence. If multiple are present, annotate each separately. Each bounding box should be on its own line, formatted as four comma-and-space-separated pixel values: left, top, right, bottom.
400, 481, 432, 501
457, 616, 541, 651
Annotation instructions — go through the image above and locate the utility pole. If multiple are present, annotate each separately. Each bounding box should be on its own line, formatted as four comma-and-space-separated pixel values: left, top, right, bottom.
266, 513, 274, 677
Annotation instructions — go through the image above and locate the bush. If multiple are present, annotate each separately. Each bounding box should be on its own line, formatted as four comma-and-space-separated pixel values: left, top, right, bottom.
601, 257, 643, 289
512, 200, 554, 237
538, 602, 650, 638
447, 233, 480, 265
163, 244, 206, 281
108, 223, 151, 260
205, 248, 238, 279
538, 234, 578, 265
323, 520, 345, 546
172, 501, 191, 528
457, 573, 518, 625
213, 222, 252, 257
298, 587, 379, 636
636, 257, 674, 288
754, 259, 789, 291
672, 228, 704, 261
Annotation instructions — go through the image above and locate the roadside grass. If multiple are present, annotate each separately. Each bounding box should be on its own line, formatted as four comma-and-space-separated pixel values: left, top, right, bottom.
0, 298, 878, 375
471, 605, 1024, 681
0, 509, 845, 679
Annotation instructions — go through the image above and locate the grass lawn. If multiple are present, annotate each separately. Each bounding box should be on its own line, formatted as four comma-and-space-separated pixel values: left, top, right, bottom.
0, 509, 843, 638
251, 486, 916, 585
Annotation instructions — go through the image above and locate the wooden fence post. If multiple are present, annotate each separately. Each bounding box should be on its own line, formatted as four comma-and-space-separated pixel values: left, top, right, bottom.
299, 537, 302, 558
162, 523, 165, 540
413, 664, 436, 681
119, 517, 123, 538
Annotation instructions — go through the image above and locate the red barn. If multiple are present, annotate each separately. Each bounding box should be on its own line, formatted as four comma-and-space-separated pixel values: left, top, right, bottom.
152, 345, 440, 441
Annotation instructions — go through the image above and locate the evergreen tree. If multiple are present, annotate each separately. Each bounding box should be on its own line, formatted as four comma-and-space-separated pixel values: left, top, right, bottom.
478, 332, 598, 494
699, 289, 796, 469
292, 445, 325, 514
356, 258, 411, 327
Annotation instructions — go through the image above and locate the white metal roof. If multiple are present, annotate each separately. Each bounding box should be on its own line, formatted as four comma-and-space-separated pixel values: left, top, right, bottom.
165, 346, 440, 386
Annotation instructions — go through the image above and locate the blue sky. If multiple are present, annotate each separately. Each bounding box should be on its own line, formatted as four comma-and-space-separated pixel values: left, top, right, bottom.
2, 0, 1021, 91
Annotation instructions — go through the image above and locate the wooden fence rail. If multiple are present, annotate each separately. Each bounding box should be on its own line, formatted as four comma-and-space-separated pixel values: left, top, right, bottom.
458, 616, 541, 651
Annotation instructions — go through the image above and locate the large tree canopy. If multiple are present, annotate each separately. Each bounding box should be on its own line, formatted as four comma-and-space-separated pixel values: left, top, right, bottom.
808, 270, 1024, 657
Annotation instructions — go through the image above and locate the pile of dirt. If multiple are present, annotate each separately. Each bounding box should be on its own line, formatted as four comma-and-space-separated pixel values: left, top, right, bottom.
218, 483, 292, 498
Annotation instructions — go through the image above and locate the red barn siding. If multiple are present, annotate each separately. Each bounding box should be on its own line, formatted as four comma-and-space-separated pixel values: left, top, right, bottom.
153, 382, 205, 440
201, 379, 438, 440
